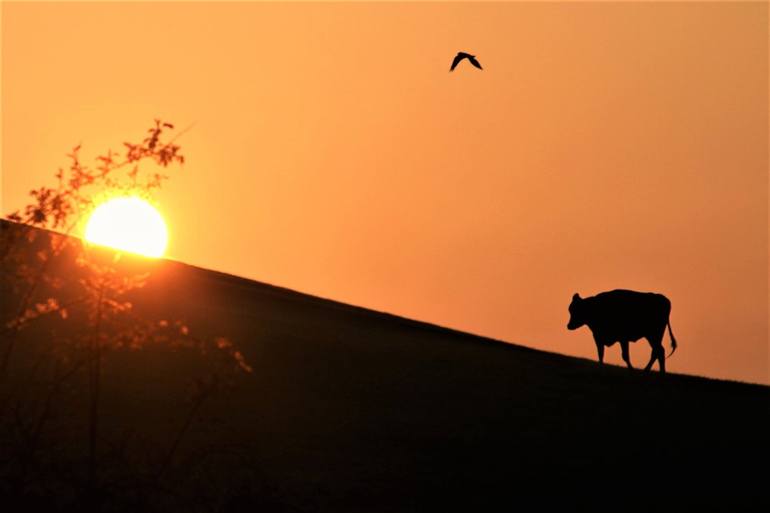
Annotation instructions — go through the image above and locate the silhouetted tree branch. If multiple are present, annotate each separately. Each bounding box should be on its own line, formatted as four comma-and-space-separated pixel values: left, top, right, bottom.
0, 120, 251, 508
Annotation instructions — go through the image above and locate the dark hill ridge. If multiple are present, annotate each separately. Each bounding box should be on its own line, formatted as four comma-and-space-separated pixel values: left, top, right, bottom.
1, 222, 768, 512
163, 258, 551, 354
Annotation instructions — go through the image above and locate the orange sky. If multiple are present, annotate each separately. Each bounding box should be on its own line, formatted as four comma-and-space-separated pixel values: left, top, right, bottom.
2, 2, 768, 384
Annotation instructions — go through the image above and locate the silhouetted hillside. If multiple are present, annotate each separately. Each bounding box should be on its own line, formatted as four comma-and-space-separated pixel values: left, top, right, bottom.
1, 221, 768, 512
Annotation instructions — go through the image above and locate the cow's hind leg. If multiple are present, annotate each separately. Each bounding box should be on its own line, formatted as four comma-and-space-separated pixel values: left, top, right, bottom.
645, 330, 666, 373
656, 344, 666, 374
644, 350, 656, 372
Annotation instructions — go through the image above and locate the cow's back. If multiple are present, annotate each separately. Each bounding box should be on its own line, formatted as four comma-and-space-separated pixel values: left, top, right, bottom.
589, 289, 670, 342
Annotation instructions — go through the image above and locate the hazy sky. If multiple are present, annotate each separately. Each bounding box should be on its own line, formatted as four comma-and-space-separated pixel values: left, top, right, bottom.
2, 2, 767, 384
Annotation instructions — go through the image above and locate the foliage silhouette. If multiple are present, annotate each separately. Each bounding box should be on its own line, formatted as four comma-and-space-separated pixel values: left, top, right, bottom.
0, 120, 251, 509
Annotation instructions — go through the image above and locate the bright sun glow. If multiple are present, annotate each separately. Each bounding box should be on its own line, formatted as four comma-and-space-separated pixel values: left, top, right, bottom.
85, 197, 168, 257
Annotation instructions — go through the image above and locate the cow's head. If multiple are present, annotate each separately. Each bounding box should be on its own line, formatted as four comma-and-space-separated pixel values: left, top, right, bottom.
567, 293, 586, 330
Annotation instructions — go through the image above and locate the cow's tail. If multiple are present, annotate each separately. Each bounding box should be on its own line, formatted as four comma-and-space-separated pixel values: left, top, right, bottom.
666, 319, 678, 359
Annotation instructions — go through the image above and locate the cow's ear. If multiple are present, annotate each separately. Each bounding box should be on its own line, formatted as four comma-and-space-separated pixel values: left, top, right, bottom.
572, 293, 581, 302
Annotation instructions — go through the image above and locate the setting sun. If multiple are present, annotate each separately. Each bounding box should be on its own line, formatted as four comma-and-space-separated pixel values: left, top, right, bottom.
84, 197, 168, 257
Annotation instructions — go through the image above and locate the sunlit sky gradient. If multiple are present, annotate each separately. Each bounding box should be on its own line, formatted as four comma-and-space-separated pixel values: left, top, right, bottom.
2, 2, 767, 383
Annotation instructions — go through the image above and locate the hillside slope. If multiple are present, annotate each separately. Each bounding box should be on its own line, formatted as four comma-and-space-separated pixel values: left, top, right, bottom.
144, 260, 770, 511
1, 224, 768, 512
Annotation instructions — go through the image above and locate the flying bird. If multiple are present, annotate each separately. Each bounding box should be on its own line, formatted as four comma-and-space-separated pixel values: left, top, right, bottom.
450, 52, 483, 71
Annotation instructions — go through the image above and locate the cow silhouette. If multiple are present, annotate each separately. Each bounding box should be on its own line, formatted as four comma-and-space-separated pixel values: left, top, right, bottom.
567, 289, 677, 373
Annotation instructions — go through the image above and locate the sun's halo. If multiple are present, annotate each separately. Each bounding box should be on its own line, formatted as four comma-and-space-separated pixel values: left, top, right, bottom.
84, 197, 168, 258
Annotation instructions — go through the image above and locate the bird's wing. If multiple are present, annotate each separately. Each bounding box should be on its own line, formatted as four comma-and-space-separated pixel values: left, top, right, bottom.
468, 56, 483, 70
449, 53, 465, 71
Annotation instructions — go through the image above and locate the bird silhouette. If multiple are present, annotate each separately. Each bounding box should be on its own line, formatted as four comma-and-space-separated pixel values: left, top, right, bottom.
450, 52, 483, 71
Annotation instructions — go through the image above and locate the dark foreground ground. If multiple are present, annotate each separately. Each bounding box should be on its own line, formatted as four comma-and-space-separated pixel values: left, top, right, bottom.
1, 228, 768, 512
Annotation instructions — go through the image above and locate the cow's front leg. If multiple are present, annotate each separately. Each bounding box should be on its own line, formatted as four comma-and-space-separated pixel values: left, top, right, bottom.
595, 342, 604, 364
620, 341, 633, 369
